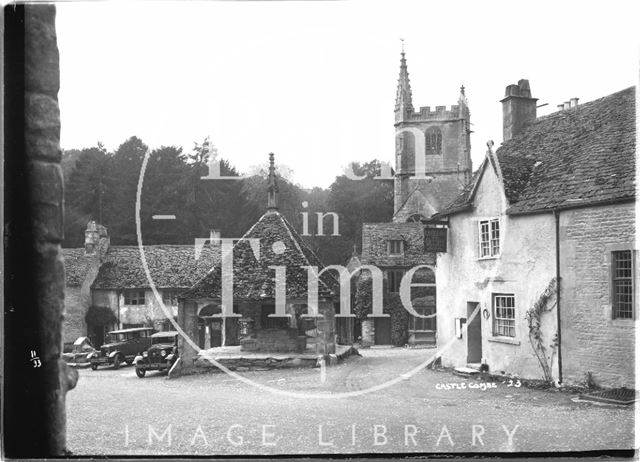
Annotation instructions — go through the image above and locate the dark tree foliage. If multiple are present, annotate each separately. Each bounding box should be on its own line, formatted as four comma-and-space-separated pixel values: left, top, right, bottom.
322, 160, 394, 264
62, 138, 394, 268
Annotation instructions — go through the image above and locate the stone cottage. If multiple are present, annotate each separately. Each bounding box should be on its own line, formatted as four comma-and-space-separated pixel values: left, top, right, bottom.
434, 82, 636, 388
177, 154, 340, 368
62, 222, 219, 348
358, 48, 470, 345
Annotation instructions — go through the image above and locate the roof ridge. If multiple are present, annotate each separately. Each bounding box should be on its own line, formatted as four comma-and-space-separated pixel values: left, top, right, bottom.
519, 85, 636, 126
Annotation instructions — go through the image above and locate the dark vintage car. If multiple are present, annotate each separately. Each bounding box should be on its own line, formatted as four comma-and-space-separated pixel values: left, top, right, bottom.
89, 327, 154, 370
134, 331, 179, 378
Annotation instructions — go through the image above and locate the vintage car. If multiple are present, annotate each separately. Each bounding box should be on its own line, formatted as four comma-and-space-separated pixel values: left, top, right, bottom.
89, 327, 154, 370
134, 331, 179, 378
62, 336, 98, 366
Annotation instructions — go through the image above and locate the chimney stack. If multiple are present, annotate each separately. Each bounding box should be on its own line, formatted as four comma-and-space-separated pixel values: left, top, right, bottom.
500, 79, 538, 142
570, 97, 579, 107
209, 229, 221, 245
564, 101, 571, 110
84, 221, 109, 257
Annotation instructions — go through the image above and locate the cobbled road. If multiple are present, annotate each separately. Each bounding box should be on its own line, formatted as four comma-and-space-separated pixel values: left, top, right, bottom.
67, 348, 635, 456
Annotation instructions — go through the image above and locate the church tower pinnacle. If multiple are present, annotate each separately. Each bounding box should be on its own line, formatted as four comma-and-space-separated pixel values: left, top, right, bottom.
395, 45, 413, 123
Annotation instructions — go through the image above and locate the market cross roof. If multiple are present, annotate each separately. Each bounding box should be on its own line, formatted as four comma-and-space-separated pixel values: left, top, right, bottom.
181, 210, 338, 301
436, 86, 636, 216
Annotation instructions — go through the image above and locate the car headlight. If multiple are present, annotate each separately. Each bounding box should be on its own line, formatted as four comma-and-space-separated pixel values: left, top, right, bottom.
143, 351, 148, 357
161, 350, 166, 357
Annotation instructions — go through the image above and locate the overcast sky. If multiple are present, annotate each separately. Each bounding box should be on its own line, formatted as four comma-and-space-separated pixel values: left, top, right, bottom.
56, 0, 639, 189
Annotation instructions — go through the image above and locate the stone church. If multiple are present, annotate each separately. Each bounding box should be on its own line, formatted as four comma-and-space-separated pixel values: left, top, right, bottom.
358, 49, 472, 346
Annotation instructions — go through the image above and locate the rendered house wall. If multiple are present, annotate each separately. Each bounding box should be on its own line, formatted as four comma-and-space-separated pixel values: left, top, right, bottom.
436, 164, 557, 380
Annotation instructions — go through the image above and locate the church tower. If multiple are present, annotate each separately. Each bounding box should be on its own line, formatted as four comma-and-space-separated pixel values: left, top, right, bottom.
393, 49, 472, 222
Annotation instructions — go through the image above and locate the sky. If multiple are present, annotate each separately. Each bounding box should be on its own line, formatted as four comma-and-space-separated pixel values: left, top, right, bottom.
56, 0, 639, 189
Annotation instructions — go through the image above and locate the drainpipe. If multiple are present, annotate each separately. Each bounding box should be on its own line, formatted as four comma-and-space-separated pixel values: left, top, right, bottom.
554, 210, 563, 384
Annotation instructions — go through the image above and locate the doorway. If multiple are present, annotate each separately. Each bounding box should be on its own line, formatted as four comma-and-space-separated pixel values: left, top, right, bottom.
466, 302, 482, 363
374, 317, 392, 345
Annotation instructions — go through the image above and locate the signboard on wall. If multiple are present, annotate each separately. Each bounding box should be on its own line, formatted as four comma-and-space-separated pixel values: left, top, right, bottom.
424, 227, 447, 252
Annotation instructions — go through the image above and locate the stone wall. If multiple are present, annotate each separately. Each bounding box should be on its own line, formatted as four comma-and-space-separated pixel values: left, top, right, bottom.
63, 287, 86, 344
361, 222, 435, 268
4, 5, 77, 456
242, 328, 305, 353
559, 202, 636, 387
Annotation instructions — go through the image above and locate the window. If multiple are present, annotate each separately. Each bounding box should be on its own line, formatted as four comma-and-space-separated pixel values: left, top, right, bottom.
123, 289, 145, 305
411, 305, 436, 331
479, 218, 500, 258
387, 270, 405, 293
387, 240, 404, 255
493, 294, 515, 337
612, 250, 634, 319
425, 128, 442, 155
162, 290, 179, 306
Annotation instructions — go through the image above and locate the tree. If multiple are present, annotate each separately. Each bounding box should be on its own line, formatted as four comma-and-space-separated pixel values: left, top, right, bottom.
63, 145, 111, 246
321, 160, 394, 264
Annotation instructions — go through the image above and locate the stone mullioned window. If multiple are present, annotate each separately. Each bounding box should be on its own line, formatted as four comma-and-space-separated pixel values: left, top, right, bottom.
612, 250, 634, 319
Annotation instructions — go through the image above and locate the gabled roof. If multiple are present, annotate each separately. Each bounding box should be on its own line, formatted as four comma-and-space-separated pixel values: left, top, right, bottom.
435, 86, 636, 217
432, 155, 494, 218
181, 211, 338, 301
64, 245, 219, 290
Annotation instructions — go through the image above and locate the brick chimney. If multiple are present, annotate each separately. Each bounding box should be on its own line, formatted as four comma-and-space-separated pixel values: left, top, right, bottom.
500, 79, 538, 142
84, 221, 109, 257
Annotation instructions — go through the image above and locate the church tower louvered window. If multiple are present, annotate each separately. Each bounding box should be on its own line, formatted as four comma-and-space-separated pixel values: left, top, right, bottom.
425, 128, 442, 155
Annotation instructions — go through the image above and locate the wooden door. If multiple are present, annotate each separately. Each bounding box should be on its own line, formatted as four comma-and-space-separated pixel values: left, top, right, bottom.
467, 302, 482, 363
374, 317, 392, 345
210, 320, 223, 347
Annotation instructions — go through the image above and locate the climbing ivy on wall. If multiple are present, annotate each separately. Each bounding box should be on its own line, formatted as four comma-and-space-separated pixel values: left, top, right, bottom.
85, 305, 117, 327
384, 293, 410, 346
525, 277, 558, 383
354, 276, 411, 346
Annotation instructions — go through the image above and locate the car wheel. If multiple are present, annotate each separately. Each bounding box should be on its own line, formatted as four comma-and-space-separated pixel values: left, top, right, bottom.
90, 363, 98, 371
113, 355, 122, 370
135, 367, 146, 378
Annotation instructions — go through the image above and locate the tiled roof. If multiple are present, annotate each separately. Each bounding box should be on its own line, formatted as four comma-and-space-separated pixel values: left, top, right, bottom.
435, 86, 636, 217
92, 245, 220, 290
181, 211, 338, 301
62, 248, 95, 287
502, 86, 635, 214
